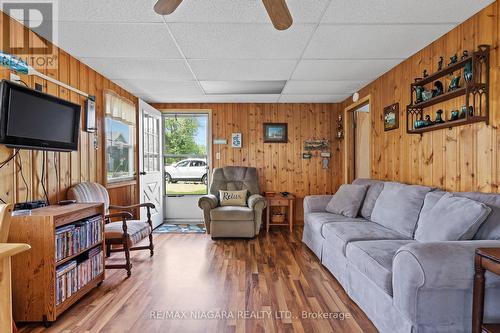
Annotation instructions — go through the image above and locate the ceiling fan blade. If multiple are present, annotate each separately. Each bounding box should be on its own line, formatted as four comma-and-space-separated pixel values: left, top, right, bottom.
154, 0, 184, 15
262, 0, 293, 30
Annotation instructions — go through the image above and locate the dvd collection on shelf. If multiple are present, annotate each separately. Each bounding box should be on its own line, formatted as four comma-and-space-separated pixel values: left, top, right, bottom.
56, 246, 103, 305
55, 215, 103, 262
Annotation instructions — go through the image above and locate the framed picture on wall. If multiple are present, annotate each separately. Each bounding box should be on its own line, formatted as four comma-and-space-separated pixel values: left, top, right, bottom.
231, 133, 242, 148
384, 103, 399, 131
263, 123, 288, 143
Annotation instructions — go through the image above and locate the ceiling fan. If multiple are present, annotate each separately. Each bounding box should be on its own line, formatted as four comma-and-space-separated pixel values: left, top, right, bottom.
154, 0, 293, 30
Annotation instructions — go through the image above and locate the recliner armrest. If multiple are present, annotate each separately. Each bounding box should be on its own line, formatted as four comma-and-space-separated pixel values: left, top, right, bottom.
198, 194, 218, 210
248, 194, 266, 210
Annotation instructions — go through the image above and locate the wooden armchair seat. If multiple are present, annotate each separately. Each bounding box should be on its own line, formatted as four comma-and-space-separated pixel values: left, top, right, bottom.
68, 182, 155, 277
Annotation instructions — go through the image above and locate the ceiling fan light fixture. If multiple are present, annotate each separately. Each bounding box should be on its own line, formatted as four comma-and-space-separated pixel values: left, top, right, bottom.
154, 0, 184, 15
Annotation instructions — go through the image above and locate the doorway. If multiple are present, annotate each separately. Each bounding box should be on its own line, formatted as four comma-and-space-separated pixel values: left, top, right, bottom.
138, 100, 164, 229
162, 111, 211, 223
345, 96, 371, 183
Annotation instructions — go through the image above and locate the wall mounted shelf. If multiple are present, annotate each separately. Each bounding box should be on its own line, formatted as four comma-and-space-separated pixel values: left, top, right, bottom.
406, 45, 490, 134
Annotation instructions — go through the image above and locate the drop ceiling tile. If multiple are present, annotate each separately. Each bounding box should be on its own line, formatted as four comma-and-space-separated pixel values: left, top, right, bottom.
279, 94, 350, 103
189, 60, 297, 80
304, 24, 455, 59
163, 0, 330, 24
81, 58, 193, 80
283, 80, 368, 95
169, 23, 315, 59
292, 59, 402, 81
57, 0, 162, 23
322, 0, 495, 24
113, 79, 202, 95
55, 22, 181, 58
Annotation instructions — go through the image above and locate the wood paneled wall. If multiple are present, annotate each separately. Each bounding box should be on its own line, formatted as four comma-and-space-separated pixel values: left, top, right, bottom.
153, 103, 344, 220
341, 2, 500, 193
0, 12, 139, 206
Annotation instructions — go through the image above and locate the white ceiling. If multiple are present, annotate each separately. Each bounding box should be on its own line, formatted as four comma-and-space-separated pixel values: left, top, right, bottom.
7, 0, 495, 103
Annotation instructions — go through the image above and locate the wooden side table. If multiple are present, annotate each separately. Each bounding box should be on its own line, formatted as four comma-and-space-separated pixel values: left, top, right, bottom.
264, 193, 294, 232
472, 248, 500, 333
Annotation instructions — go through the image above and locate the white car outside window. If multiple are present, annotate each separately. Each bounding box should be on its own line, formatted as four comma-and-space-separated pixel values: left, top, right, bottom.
164, 159, 208, 184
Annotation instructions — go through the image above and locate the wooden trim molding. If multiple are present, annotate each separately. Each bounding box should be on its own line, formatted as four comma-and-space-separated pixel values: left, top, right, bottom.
344, 95, 372, 184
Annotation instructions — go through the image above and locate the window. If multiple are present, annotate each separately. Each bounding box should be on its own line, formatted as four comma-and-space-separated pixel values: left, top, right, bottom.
191, 160, 205, 167
104, 91, 136, 183
177, 160, 189, 167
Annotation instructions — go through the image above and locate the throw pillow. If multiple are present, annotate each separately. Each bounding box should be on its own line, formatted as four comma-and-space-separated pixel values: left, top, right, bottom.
414, 193, 492, 242
325, 184, 368, 218
219, 190, 248, 206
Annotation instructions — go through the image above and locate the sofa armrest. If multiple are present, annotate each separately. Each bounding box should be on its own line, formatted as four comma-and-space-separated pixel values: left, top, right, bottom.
393, 240, 500, 322
303, 195, 333, 215
198, 195, 218, 234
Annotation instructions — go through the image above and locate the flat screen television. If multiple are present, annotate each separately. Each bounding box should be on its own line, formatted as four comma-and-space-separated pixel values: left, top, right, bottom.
0, 80, 81, 151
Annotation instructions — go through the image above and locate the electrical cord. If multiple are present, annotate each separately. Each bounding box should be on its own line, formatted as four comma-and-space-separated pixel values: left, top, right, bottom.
16, 151, 29, 202
0, 148, 20, 203
41, 151, 49, 205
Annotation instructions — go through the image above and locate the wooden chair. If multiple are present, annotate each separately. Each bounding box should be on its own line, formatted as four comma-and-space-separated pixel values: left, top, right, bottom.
0, 204, 30, 333
68, 182, 155, 277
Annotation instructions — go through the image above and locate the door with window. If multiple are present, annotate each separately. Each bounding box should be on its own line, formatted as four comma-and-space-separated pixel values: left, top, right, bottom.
139, 100, 163, 229
163, 112, 210, 222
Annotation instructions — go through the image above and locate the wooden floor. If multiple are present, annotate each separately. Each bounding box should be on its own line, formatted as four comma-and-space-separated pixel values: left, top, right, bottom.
19, 227, 378, 333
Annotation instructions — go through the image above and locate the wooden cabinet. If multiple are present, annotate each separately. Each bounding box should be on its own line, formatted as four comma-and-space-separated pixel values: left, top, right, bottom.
265, 193, 295, 232
8, 204, 105, 325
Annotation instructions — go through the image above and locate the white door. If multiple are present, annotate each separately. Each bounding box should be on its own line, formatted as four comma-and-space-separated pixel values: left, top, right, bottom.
163, 112, 210, 223
139, 100, 164, 229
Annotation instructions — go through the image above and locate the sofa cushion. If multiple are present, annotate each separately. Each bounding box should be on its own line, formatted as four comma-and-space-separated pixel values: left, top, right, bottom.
322, 222, 410, 256
415, 193, 492, 242
352, 179, 385, 220
418, 191, 447, 224
347, 240, 415, 295
326, 184, 368, 218
210, 206, 254, 221
371, 182, 432, 238
454, 192, 500, 240
305, 213, 366, 238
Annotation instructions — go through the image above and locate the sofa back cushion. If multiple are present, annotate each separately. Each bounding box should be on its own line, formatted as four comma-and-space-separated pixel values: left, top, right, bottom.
371, 182, 432, 237
352, 179, 384, 220
414, 193, 492, 241
418, 191, 447, 223
454, 192, 500, 240
326, 184, 368, 218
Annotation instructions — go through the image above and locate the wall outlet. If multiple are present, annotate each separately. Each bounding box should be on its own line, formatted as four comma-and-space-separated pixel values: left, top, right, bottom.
10, 72, 20, 83
216, 152, 221, 160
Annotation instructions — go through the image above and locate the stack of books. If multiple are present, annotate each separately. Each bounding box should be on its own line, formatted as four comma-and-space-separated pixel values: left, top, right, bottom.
55, 215, 102, 261
56, 247, 103, 305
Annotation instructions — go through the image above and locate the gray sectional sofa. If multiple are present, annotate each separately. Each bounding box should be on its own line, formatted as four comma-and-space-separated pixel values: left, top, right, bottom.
302, 179, 500, 333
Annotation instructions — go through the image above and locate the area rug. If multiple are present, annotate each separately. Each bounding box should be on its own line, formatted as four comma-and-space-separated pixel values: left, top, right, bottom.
154, 223, 206, 234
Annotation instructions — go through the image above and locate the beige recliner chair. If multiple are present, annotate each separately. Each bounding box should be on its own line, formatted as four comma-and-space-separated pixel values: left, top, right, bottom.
198, 166, 266, 238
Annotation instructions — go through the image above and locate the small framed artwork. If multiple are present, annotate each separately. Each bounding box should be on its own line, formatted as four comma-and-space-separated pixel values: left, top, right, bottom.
384, 103, 399, 131
231, 133, 242, 148
263, 123, 288, 143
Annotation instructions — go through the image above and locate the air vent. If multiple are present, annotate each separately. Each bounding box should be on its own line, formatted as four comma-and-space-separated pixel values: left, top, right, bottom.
200, 80, 286, 95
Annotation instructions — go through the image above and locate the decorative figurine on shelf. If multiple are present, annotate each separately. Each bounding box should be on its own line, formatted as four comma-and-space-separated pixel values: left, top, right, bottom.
437, 56, 444, 71
414, 78, 422, 83
450, 110, 460, 121
461, 50, 469, 60
459, 106, 467, 119
468, 106, 474, 117
422, 90, 433, 101
414, 118, 426, 129
423, 115, 434, 127
464, 59, 473, 82
336, 114, 344, 140
435, 110, 445, 124
414, 86, 425, 103
423, 69, 429, 78
432, 81, 444, 97
448, 54, 458, 66
448, 76, 461, 91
